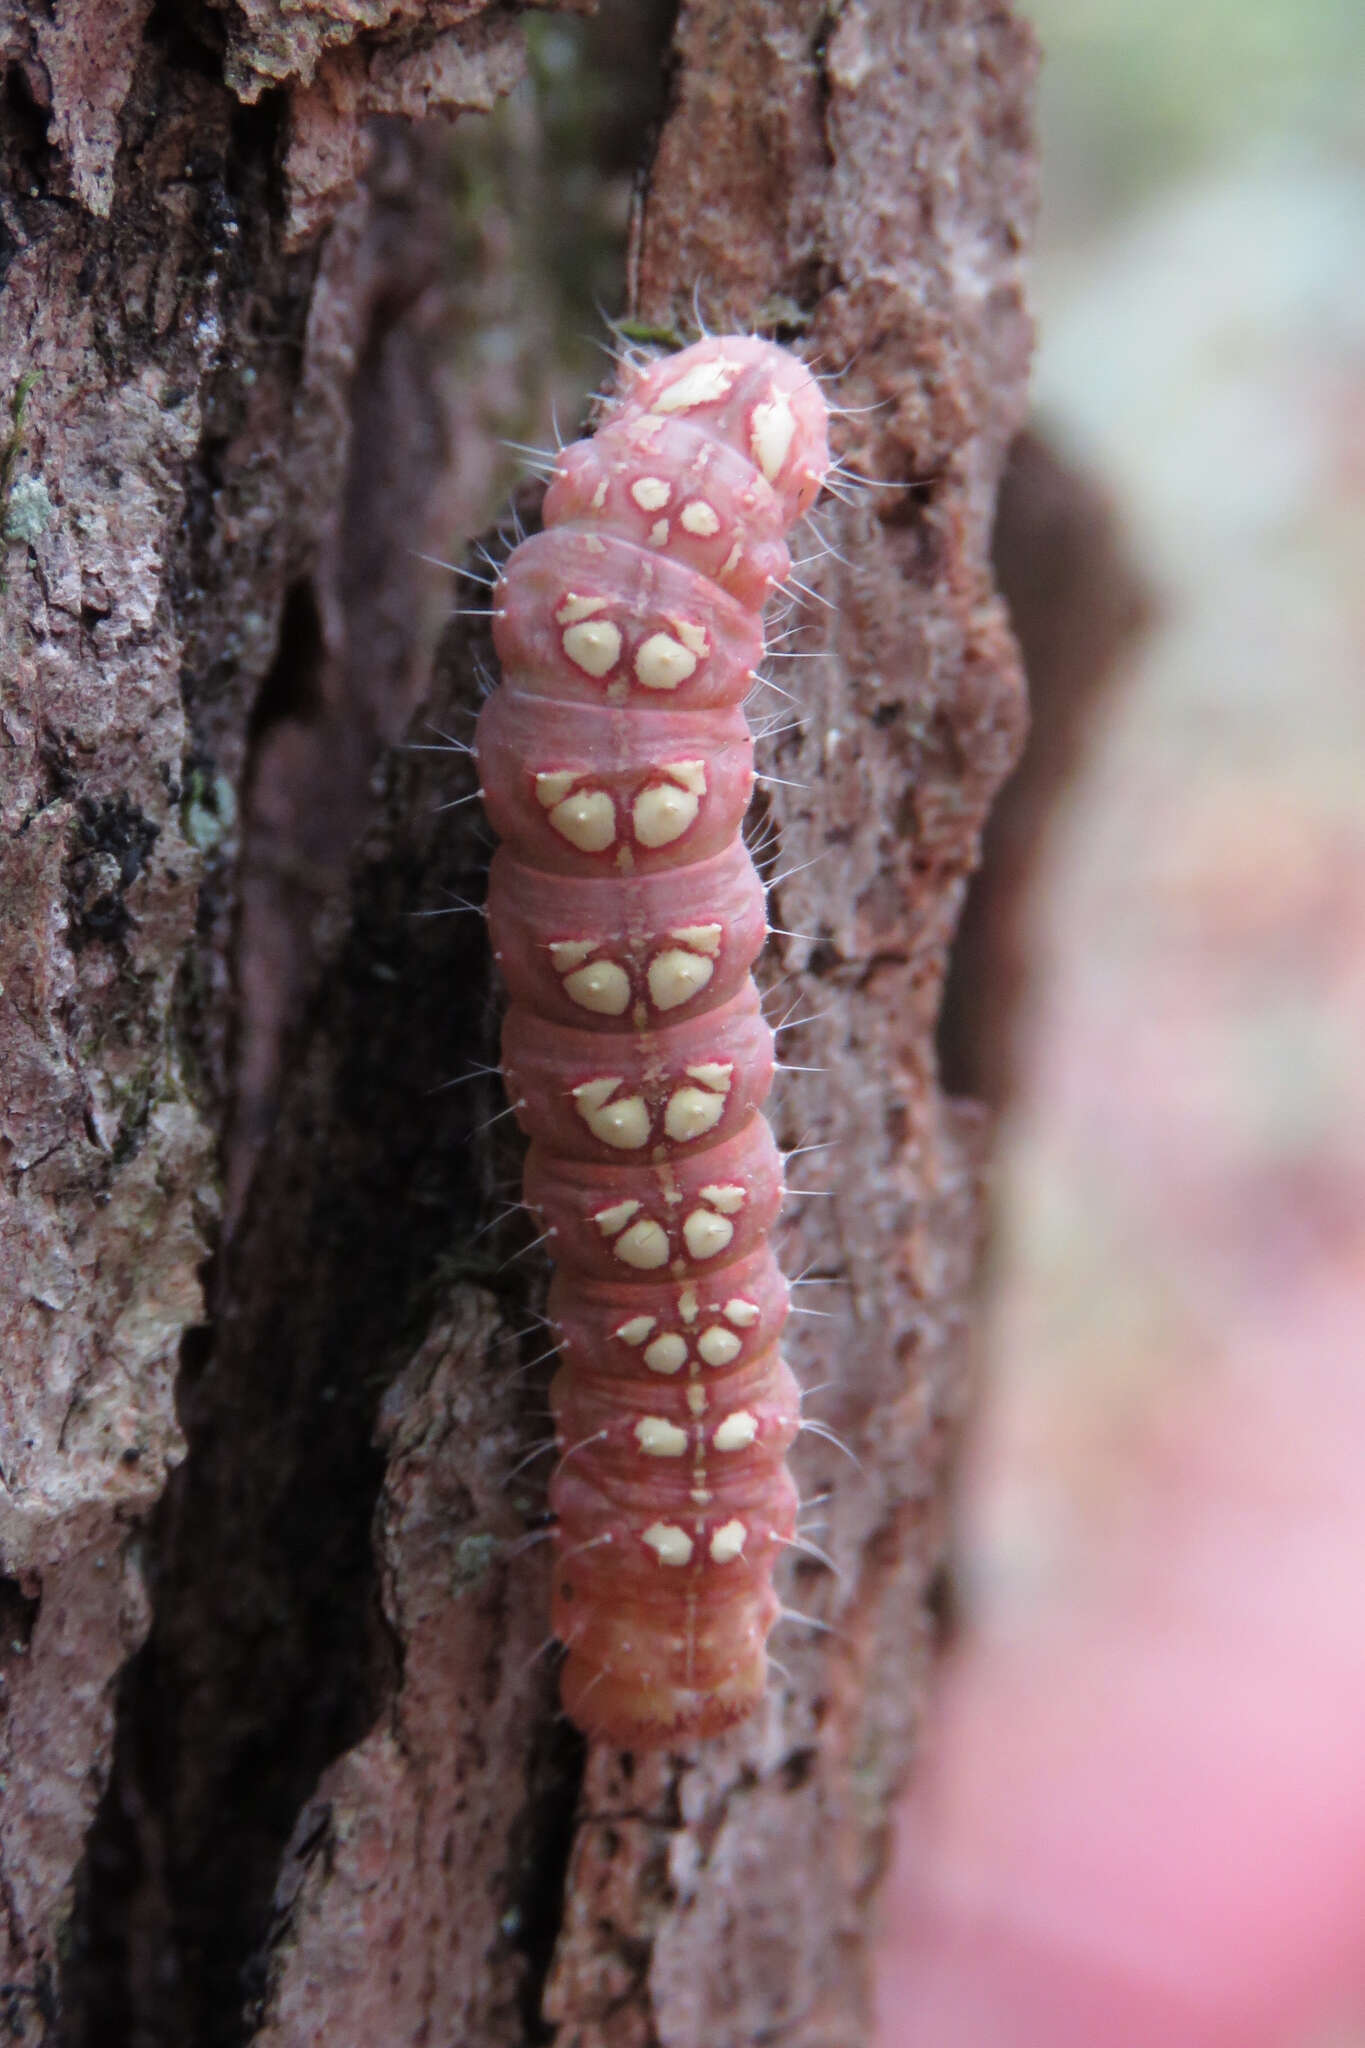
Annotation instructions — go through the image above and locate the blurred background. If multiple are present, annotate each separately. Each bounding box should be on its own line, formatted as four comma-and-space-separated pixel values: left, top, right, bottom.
882, 5, 1365, 2040
957, 0, 1365, 1657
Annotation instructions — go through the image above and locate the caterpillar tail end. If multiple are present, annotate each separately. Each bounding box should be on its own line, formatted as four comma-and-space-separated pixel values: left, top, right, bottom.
560, 1648, 770, 1751
555, 1570, 783, 1749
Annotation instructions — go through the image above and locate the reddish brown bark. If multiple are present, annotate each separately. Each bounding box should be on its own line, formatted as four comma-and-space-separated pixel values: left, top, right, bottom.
1, 3, 1036, 2041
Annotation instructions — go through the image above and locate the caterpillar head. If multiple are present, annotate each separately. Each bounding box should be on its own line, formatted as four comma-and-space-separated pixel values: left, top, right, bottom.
617, 334, 830, 527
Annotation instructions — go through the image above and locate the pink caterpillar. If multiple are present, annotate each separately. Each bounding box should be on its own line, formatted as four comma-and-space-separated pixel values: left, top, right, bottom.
477, 335, 830, 1747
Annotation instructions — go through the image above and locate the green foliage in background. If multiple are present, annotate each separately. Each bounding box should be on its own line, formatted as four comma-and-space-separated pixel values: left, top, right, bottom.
1026, 0, 1365, 238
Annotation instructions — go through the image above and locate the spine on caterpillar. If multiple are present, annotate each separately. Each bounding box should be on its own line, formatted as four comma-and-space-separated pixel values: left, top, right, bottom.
477, 336, 830, 1748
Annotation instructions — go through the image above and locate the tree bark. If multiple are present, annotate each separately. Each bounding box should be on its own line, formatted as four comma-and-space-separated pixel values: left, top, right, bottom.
0, 3, 1035, 2042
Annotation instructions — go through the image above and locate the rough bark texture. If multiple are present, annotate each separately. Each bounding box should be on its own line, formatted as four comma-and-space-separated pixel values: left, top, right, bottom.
1, 2, 1035, 2042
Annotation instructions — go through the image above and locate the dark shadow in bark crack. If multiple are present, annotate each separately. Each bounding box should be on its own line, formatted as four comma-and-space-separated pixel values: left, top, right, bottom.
63, 649, 499, 2046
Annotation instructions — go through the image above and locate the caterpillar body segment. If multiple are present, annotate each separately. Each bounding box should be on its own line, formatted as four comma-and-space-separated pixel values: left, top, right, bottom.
476, 335, 830, 1747
477, 691, 755, 875
486, 838, 770, 1032
499, 983, 775, 1164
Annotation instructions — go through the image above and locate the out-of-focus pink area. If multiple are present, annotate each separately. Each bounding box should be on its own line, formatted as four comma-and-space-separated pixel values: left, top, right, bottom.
880, 1398, 1365, 2045
877, 13, 1365, 2041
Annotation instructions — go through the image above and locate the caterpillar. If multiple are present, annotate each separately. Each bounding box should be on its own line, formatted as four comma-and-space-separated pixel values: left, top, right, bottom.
476, 334, 830, 1748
